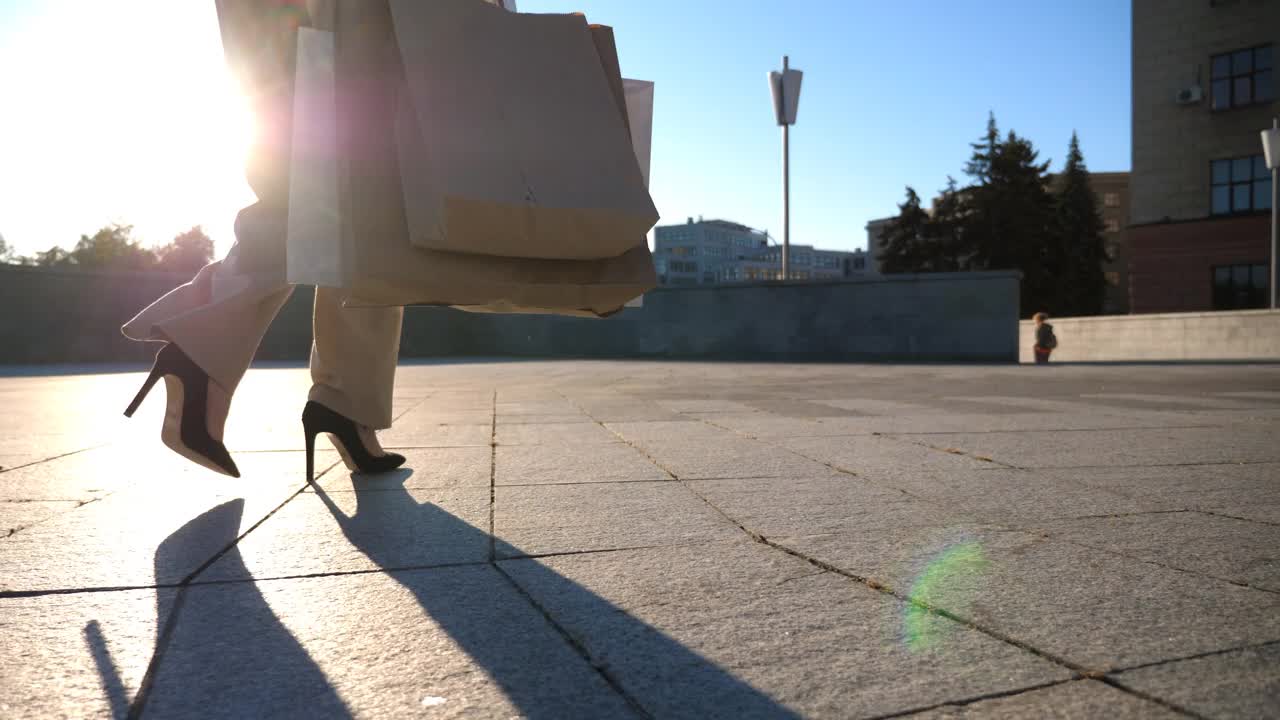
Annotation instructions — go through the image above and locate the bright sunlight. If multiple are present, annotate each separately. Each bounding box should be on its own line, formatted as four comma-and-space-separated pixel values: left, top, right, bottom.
0, 0, 255, 258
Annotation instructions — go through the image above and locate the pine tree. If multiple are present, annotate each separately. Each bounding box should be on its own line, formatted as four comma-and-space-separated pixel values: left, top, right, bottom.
963, 111, 1000, 184
878, 187, 930, 273
1052, 132, 1108, 316
926, 176, 968, 272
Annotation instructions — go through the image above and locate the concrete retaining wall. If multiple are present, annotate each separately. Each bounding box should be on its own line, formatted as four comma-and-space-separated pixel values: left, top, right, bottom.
0, 264, 1020, 364
1019, 309, 1280, 363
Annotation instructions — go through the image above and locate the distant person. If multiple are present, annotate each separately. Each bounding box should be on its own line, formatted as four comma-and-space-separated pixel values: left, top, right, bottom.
1033, 312, 1057, 364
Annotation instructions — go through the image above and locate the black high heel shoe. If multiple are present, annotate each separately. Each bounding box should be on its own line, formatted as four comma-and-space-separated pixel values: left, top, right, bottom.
302, 401, 405, 482
124, 344, 241, 478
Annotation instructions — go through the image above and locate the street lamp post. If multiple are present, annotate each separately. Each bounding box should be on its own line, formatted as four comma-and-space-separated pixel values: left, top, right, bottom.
1264, 118, 1279, 309
769, 56, 803, 281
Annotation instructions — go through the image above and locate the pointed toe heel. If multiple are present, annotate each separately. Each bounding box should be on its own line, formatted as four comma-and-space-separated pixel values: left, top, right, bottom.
302, 401, 405, 482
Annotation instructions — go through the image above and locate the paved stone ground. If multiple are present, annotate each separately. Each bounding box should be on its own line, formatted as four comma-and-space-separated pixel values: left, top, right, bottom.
2, 360, 1279, 719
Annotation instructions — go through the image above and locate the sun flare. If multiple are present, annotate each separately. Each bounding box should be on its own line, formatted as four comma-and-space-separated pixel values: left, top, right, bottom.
0, 0, 256, 257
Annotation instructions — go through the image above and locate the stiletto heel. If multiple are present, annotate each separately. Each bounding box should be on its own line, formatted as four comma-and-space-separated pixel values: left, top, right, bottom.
302, 401, 404, 482
124, 366, 163, 418
304, 428, 317, 484
124, 344, 240, 478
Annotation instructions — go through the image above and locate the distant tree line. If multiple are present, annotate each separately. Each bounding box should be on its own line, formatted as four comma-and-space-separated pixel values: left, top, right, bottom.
877, 113, 1109, 318
0, 224, 214, 275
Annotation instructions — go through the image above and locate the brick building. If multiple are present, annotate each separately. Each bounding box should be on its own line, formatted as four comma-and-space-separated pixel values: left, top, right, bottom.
1130, 0, 1276, 313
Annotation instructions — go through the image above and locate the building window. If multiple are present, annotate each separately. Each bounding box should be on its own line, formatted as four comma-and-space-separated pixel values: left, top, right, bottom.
1211, 155, 1272, 215
852, 256, 866, 270
1103, 192, 1119, 208
1211, 45, 1273, 110
1104, 218, 1121, 233
669, 261, 698, 273
1212, 263, 1269, 310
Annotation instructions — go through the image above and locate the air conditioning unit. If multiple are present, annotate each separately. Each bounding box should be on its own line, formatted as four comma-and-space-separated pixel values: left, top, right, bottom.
1175, 86, 1203, 105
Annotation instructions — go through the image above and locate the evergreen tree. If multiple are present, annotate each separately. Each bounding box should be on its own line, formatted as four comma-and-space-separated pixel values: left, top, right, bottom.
926, 176, 969, 272
878, 187, 929, 273
963, 111, 1000, 184
958, 125, 1055, 315
1052, 132, 1108, 316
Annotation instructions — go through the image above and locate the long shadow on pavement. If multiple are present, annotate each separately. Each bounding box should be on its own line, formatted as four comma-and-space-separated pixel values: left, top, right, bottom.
95, 476, 798, 718
311, 470, 800, 719
88, 499, 353, 719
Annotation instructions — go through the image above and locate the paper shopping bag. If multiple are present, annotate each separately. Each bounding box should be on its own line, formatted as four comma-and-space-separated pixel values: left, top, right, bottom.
388, 0, 658, 261
286, 5, 656, 316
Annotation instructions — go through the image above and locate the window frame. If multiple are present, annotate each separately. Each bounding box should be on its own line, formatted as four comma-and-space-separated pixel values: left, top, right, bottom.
1211, 45, 1273, 111
1211, 262, 1270, 310
1211, 154, 1272, 216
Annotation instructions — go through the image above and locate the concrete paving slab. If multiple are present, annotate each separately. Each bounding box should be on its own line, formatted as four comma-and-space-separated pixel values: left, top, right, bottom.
774, 528, 1280, 670
901, 679, 1182, 719
1033, 511, 1280, 591
871, 468, 1154, 524
780, 435, 994, 476
5, 362, 1280, 718
0, 588, 172, 720
629, 437, 837, 480
494, 482, 742, 557
1047, 462, 1280, 511
1202, 503, 1280, 524
605, 420, 737, 445
495, 422, 618, 446
200, 484, 490, 582
143, 567, 636, 719
502, 542, 1071, 719
1, 499, 80, 536
0, 446, 133, 502
904, 426, 1280, 469
687, 413, 864, 438
496, 413, 593, 425
687, 475, 955, 537
313, 447, 491, 491
654, 399, 757, 413
377, 423, 491, 449
495, 400, 581, 416
0, 464, 314, 592
1112, 643, 1280, 719
495, 442, 669, 485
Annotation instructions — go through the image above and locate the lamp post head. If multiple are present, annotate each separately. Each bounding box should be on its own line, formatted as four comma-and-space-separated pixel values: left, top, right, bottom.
769, 58, 803, 127
1264, 118, 1280, 171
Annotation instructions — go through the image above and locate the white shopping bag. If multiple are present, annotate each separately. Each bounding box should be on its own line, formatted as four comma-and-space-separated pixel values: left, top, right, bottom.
286, 27, 343, 287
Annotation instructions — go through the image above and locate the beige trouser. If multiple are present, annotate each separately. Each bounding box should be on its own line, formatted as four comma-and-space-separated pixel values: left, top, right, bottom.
121, 247, 402, 430
121, 0, 402, 430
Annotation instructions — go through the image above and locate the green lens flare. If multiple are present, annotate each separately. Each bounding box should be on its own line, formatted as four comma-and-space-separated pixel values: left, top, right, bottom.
903, 541, 988, 652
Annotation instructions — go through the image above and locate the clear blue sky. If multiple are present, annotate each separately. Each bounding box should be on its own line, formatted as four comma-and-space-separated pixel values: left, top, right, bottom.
0, 0, 1131, 257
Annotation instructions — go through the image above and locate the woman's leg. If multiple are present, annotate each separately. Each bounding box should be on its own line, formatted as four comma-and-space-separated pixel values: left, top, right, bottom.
308, 288, 404, 431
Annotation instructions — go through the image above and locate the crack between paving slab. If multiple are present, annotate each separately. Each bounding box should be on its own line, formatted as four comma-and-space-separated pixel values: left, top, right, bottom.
1195, 507, 1280, 528
489, 390, 497, 563
1039, 534, 1280, 597
1107, 638, 1280, 675
490, 562, 655, 720
686, 414, 949, 506
0, 444, 107, 475
2, 494, 118, 540
611, 407, 1203, 714
874, 433, 1021, 470
558, 390, 1216, 717
123, 457, 341, 719
866, 424, 1223, 437
866, 679, 1078, 720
